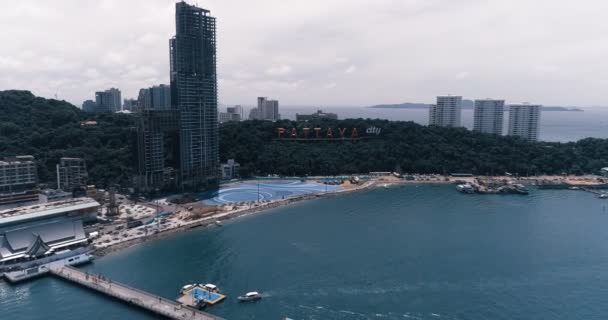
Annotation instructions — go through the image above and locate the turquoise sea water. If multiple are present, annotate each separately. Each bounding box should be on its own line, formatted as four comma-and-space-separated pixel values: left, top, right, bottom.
2, 185, 608, 319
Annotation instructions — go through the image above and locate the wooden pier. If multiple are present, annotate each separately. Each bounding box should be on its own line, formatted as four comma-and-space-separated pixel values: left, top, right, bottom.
49, 266, 223, 320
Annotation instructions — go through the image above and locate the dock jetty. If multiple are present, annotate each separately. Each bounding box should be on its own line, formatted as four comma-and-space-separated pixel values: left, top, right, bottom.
49, 266, 223, 320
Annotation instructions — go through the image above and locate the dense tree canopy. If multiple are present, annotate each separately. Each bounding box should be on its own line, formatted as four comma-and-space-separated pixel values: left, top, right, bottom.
1, 90, 607, 189
0, 90, 136, 187
221, 120, 608, 177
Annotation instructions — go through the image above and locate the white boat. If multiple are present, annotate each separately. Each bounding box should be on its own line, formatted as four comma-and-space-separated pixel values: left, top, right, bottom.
238, 291, 262, 302
181, 284, 195, 294
202, 283, 219, 293
456, 184, 475, 194
599, 193, 608, 199
382, 184, 389, 189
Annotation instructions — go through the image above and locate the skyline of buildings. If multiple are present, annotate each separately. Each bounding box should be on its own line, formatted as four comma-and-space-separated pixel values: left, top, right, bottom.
427, 95, 542, 141
249, 97, 280, 121
219, 105, 242, 123
82, 88, 121, 113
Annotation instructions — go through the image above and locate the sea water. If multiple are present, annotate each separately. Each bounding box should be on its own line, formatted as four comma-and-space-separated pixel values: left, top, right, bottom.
2, 185, 608, 320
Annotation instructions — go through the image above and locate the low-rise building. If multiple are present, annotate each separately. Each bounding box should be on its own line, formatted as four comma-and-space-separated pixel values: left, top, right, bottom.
56, 157, 88, 193
296, 109, 338, 121
39, 189, 72, 203
0, 197, 99, 265
221, 159, 240, 180
0, 156, 39, 208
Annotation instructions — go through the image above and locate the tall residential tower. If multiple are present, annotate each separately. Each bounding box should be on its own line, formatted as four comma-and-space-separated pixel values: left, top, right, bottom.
170, 2, 219, 190
508, 104, 542, 142
429, 96, 462, 127
473, 99, 505, 135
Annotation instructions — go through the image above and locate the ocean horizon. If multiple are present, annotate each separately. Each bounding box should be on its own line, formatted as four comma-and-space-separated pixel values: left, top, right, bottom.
252, 106, 608, 143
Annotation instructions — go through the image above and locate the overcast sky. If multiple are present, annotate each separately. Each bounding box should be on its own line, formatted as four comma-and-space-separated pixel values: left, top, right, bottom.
2, 0, 608, 107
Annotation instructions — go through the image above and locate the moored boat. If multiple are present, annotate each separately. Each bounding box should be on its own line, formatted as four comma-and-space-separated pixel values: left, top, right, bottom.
180, 284, 195, 294
456, 184, 475, 194
202, 283, 220, 293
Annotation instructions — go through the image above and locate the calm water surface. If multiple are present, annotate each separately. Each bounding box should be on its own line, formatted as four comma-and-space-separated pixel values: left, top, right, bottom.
2, 185, 608, 319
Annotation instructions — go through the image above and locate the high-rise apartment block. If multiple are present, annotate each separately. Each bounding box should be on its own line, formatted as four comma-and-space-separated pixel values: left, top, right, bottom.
0, 156, 39, 207
137, 84, 171, 110
56, 158, 88, 192
227, 105, 243, 118
508, 104, 542, 141
473, 99, 505, 135
136, 2, 219, 192
94, 88, 122, 112
123, 98, 138, 112
249, 97, 280, 121
429, 96, 462, 127
82, 100, 97, 112
170, 1, 219, 190
219, 105, 242, 123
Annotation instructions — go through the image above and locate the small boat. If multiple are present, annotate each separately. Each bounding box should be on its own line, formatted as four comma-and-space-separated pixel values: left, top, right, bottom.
456, 184, 475, 194
599, 194, 608, 199
215, 220, 223, 226
180, 284, 195, 294
202, 283, 220, 293
238, 291, 262, 302
382, 184, 389, 189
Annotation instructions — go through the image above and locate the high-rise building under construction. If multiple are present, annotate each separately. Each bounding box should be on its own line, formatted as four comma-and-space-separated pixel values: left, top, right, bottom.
136, 1, 219, 192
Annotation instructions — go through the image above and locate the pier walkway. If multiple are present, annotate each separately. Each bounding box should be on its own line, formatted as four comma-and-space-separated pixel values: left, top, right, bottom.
49, 266, 223, 320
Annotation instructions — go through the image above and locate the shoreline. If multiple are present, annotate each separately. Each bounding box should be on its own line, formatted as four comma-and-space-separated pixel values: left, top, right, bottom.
91, 173, 608, 258
93, 180, 377, 258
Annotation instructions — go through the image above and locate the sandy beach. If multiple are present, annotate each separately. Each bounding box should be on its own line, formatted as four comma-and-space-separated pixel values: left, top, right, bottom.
91, 173, 607, 257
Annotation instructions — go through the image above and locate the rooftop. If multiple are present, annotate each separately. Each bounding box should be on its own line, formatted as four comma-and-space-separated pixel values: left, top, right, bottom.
0, 197, 99, 226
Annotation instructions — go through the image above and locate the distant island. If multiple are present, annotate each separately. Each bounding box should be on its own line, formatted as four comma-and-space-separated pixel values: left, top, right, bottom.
369, 101, 584, 112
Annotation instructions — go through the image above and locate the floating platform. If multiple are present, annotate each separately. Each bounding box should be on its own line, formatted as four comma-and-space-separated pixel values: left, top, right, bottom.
178, 285, 226, 306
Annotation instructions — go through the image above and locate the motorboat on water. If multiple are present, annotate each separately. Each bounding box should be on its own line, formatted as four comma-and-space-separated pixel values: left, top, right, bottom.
599, 193, 608, 199
456, 184, 475, 194
238, 291, 262, 302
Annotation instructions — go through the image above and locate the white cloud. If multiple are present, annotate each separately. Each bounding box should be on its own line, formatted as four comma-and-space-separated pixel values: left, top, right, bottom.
0, 56, 23, 70
324, 82, 337, 89
266, 65, 293, 76
456, 71, 470, 79
1, 0, 608, 107
344, 65, 357, 74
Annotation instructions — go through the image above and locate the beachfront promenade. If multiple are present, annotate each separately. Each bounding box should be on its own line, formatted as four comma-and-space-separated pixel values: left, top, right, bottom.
49, 266, 223, 320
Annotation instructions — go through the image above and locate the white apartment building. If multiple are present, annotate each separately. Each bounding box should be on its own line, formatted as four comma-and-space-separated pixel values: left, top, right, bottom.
473, 99, 505, 135
429, 96, 462, 127
508, 104, 542, 142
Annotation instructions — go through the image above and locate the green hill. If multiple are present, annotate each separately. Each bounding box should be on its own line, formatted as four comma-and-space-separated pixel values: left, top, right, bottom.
1, 90, 607, 189
0, 90, 136, 187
